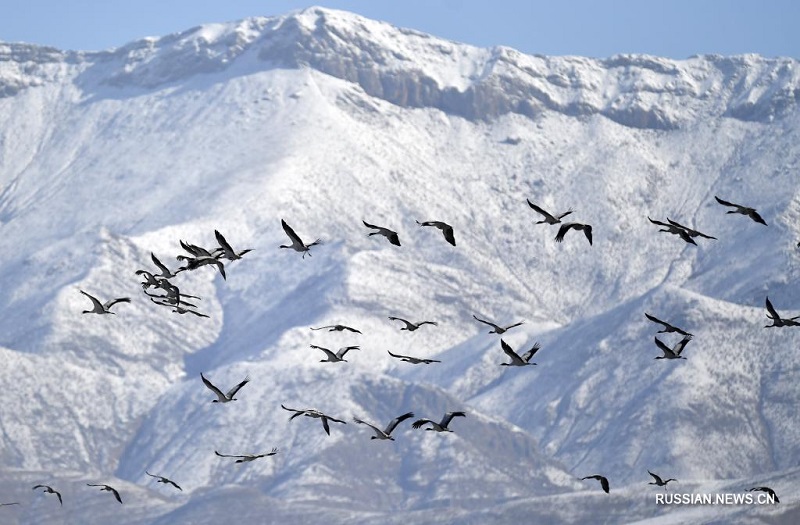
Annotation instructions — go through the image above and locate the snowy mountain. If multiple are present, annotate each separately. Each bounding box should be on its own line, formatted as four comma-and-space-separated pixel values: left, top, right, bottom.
1, 6, 800, 524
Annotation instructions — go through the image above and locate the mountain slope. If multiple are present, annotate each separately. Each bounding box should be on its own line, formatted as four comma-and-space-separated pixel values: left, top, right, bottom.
1, 6, 799, 524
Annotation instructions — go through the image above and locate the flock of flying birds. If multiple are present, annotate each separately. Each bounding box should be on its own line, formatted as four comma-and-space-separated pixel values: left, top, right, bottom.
3, 193, 793, 510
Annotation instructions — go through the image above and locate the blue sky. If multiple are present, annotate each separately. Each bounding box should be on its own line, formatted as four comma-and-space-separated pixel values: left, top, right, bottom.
2, 0, 798, 58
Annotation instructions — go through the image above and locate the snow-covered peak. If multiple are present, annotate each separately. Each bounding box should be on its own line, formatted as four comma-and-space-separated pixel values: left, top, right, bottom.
2, 7, 798, 128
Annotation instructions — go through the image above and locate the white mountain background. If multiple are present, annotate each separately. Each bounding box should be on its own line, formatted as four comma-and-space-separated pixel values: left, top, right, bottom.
1, 6, 799, 524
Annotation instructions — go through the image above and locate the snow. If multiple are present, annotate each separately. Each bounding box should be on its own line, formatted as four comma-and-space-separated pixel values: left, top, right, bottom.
0, 5, 799, 524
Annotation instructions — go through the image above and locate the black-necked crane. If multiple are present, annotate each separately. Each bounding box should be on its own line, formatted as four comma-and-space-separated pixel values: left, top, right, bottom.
749, 486, 779, 503
80, 290, 131, 315
215, 448, 278, 463
311, 344, 359, 363
353, 412, 414, 440
527, 199, 573, 224
644, 313, 693, 336
666, 218, 717, 240
200, 373, 250, 403
87, 484, 122, 504
412, 411, 466, 432
145, 471, 182, 491
310, 324, 362, 334
581, 475, 610, 494
500, 338, 540, 366
415, 220, 456, 246
32, 485, 62, 505
387, 351, 441, 364
715, 196, 767, 225
648, 471, 677, 490
472, 314, 524, 334
363, 220, 401, 246
388, 316, 437, 331
280, 219, 321, 258
654, 334, 692, 360
281, 404, 347, 435
555, 222, 593, 245
214, 230, 253, 260
648, 217, 697, 245
765, 296, 800, 328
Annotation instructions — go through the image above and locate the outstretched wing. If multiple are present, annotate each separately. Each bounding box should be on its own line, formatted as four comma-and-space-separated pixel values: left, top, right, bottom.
653, 337, 672, 354
714, 196, 738, 208
311, 345, 338, 360
441, 411, 466, 428
672, 335, 693, 356
526, 199, 557, 222
281, 404, 306, 420
225, 376, 250, 398
353, 417, 383, 435
554, 223, 578, 243
281, 219, 303, 245
472, 314, 500, 330
104, 297, 131, 309
765, 296, 780, 319
336, 346, 360, 359
521, 342, 541, 362
500, 339, 522, 363
80, 290, 105, 311
411, 418, 433, 429
215, 230, 235, 254
200, 373, 227, 401
644, 312, 669, 328
385, 412, 415, 435
648, 470, 663, 484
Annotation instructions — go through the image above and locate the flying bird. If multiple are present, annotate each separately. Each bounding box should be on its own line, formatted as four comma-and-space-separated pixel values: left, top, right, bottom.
0, 502, 19, 507
648, 216, 697, 245
281, 404, 347, 435
555, 222, 593, 245
472, 314, 524, 334
648, 471, 677, 490
32, 485, 62, 505
214, 230, 253, 260
215, 448, 279, 463
765, 296, 800, 328
80, 290, 131, 315
654, 334, 693, 360
388, 316, 437, 331
311, 344, 360, 363
145, 471, 182, 491
310, 324, 362, 334
363, 220, 401, 246
412, 411, 466, 432
666, 218, 717, 240
387, 351, 441, 364
279, 219, 321, 258
500, 338, 540, 366
87, 484, 122, 504
644, 313, 693, 336
415, 220, 456, 246
527, 199, 574, 224
581, 475, 610, 494
749, 486, 779, 503
715, 196, 767, 225
200, 373, 250, 403
353, 412, 415, 440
